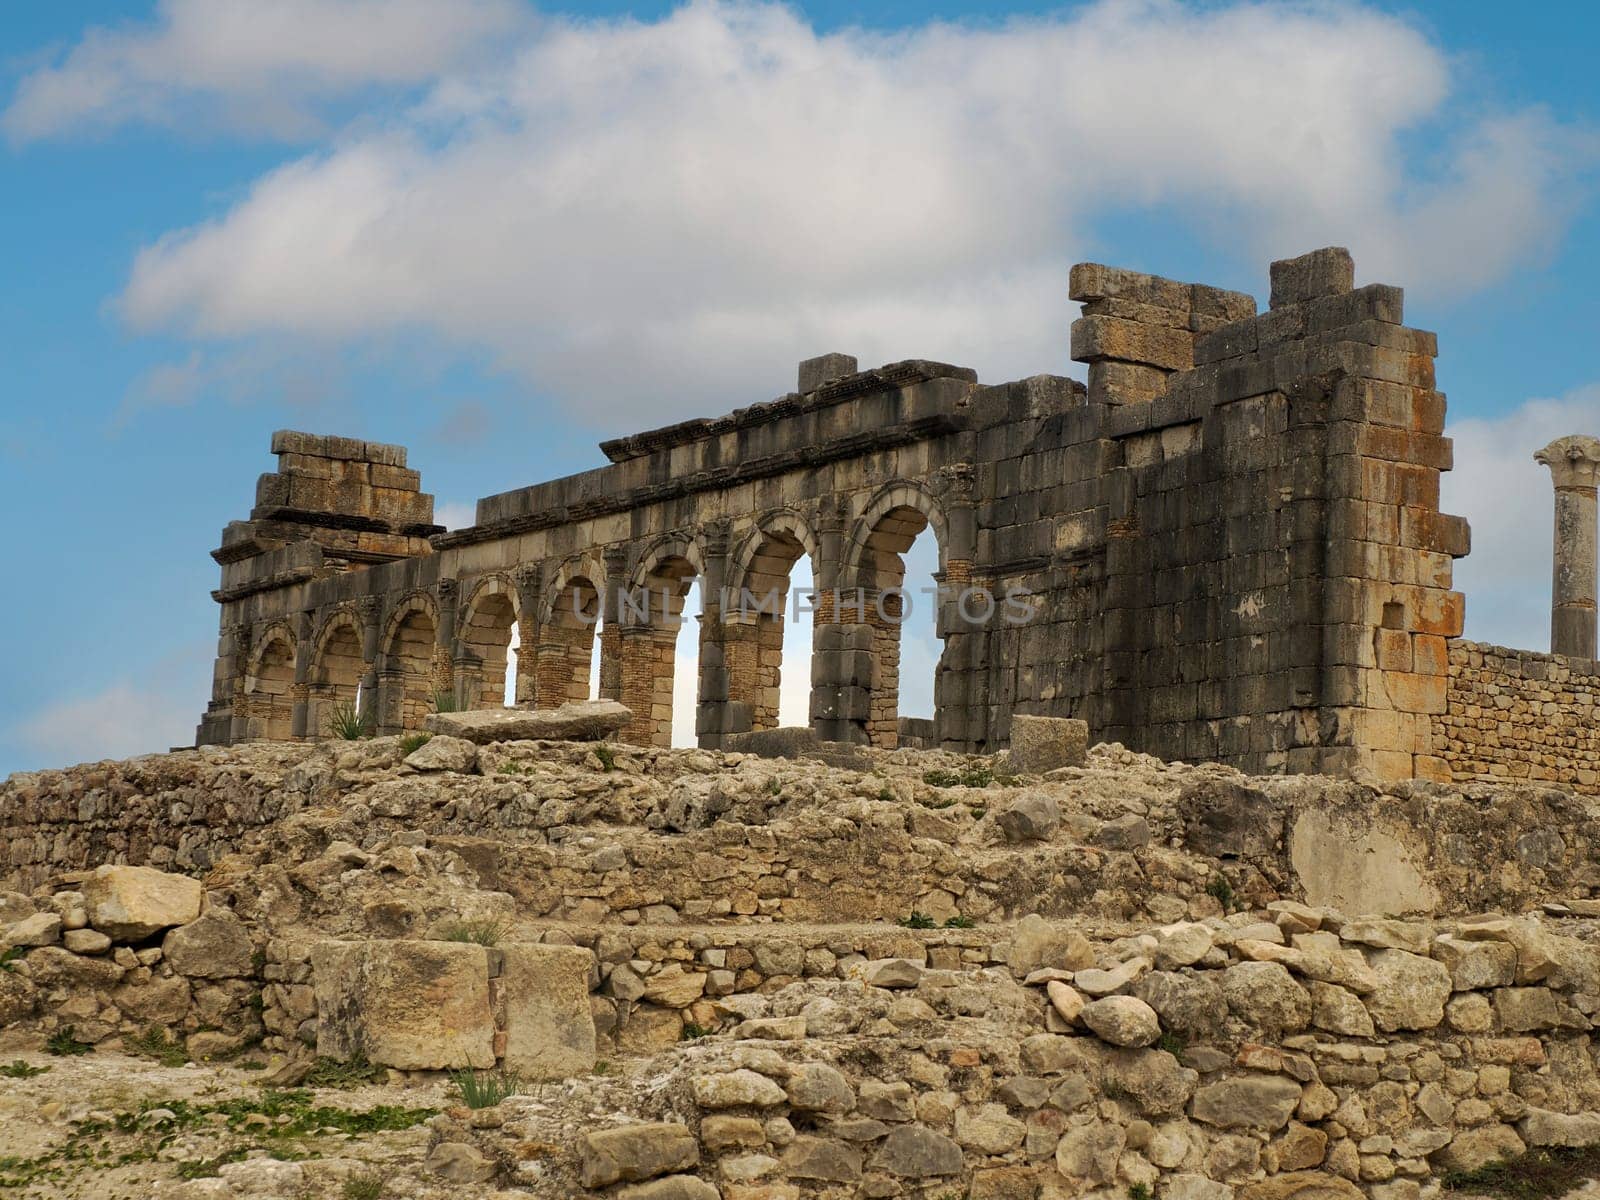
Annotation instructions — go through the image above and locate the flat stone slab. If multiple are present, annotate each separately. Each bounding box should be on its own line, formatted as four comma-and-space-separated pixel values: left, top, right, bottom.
500, 943, 597, 1079
423, 699, 631, 745
1004, 715, 1089, 774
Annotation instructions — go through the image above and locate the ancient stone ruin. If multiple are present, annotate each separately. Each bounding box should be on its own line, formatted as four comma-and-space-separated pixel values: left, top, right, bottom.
197, 248, 1600, 794
10, 248, 1600, 1199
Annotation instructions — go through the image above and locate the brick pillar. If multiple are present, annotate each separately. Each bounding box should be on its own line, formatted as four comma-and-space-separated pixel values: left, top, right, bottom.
435, 578, 459, 707
936, 466, 977, 750
226, 623, 253, 743
1535, 436, 1600, 659
357, 597, 382, 731
809, 501, 870, 743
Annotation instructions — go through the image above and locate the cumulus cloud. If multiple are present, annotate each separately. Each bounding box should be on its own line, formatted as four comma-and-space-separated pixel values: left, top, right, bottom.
98, 0, 1590, 424
4, 0, 528, 142
1442, 385, 1600, 654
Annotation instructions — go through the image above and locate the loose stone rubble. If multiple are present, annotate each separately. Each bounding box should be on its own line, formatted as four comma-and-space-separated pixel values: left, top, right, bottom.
7, 732, 1600, 1197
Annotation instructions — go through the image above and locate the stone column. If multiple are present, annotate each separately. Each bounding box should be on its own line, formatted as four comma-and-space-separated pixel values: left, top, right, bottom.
599, 547, 629, 702
289, 612, 313, 739
357, 597, 383, 731
226, 622, 253, 743
1536, 435, 1600, 659
512, 565, 544, 706
435, 578, 460, 706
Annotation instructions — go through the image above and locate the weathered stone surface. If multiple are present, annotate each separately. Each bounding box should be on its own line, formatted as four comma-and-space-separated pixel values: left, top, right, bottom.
162, 909, 254, 978
310, 939, 494, 1070
995, 793, 1060, 843
864, 958, 922, 988
1238, 1172, 1364, 1200
61, 928, 111, 955
782, 1136, 861, 1181
870, 1125, 963, 1177
1362, 949, 1451, 1032
693, 1070, 787, 1108
641, 964, 707, 1008
579, 1123, 699, 1188
1519, 1108, 1600, 1147
1079, 995, 1161, 1047
1340, 919, 1432, 954
1220, 961, 1311, 1033
858, 1080, 915, 1122
1045, 980, 1084, 1024
1309, 981, 1374, 1037
953, 1104, 1026, 1154
1004, 716, 1088, 773
1434, 1124, 1526, 1173
1191, 1076, 1303, 1130
613, 1177, 720, 1200
3, 912, 61, 948
500, 943, 597, 1079
1153, 922, 1213, 969
785, 1063, 855, 1113
1006, 914, 1093, 975
1054, 1122, 1124, 1185
1134, 970, 1227, 1038
82, 865, 202, 940
427, 1141, 495, 1183
404, 734, 478, 772
701, 1115, 765, 1151
422, 699, 631, 744
1431, 934, 1517, 990
0, 969, 38, 1025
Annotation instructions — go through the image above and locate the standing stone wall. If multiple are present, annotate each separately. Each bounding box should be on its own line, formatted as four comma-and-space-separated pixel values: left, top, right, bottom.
190, 248, 1525, 787
1435, 640, 1600, 793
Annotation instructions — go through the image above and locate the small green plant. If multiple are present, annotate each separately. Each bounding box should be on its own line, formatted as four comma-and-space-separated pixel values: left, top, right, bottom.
127, 1026, 188, 1068
1205, 874, 1236, 913
451, 1067, 522, 1109
968, 805, 988, 818
595, 742, 617, 771
398, 731, 432, 754
922, 768, 961, 787
1157, 1031, 1186, 1056
304, 1054, 386, 1089
238, 1058, 267, 1071
766, 777, 783, 796
45, 1026, 92, 1057
680, 1023, 712, 1040
432, 690, 461, 713
1129, 1185, 1154, 1200
921, 794, 957, 809
176, 1148, 250, 1180
0, 946, 23, 972
923, 765, 1002, 789
898, 912, 937, 929
343, 1171, 386, 1200
327, 699, 373, 740
877, 786, 896, 803
593, 1060, 613, 1076
943, 915, 976, 929
1, 1060, 47, 1079
438, 918, 508, 947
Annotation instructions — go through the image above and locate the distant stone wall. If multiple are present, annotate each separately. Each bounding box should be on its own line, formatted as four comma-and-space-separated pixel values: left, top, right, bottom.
1436, 639, 1600, 794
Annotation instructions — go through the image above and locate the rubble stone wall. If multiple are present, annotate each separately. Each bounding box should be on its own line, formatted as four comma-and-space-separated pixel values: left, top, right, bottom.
1435, 639, 1600, 794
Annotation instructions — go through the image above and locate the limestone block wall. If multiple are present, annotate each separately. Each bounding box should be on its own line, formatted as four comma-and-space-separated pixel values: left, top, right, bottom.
191, 248, 1492, 787
1435, 639, 1600, 793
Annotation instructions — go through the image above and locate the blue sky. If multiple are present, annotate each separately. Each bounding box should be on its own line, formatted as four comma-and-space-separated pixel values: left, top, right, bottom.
2, 0, 1597, 775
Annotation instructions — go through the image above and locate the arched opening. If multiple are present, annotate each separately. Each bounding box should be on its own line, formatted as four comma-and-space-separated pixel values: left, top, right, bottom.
458, 585, 519, 710
382, 606, 439, 733
856, 502, 945, 749
730, 520, 818, 733
623, 549, 700, 748
244, 633, 296, 741
310, 616, 364, 738
541, 572, 601, 708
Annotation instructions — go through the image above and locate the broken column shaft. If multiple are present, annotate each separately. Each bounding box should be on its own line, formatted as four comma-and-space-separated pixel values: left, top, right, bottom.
1536, 435, 1600, 659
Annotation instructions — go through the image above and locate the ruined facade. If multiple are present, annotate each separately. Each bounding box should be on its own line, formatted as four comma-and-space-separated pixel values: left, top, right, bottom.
194, 248, 1598, 790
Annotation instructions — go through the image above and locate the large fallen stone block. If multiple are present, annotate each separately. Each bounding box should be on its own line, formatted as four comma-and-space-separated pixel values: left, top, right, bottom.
82, 865, 203, 941
423, 699, 631, 744
311, 940, 495, 1070
163, 908, 254, 978
579, 1123, 699, 1188
1004, 715, 1088, 774
499, 943, 597, 1079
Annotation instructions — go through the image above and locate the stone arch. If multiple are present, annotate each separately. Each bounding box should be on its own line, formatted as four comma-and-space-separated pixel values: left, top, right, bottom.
540, 554, 605, 708
380, 591, 441, 733
621, 534, 706, 746
842, 481, 949, 749
241, 623, 296, 741
457, 574, 521, 710
309, 608, 365, 738
726, 511, 821, 732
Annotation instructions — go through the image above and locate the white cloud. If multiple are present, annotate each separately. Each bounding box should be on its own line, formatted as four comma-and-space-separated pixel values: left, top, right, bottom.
101, 0, 1590, 424
17, 682, 196, 770
434, 500, 477, 530
3, 0, 528, 142
1442, 385, 1600, 654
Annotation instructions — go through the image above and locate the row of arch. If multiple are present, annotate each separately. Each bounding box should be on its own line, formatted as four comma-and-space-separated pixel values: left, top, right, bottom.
236, 481, 955, 749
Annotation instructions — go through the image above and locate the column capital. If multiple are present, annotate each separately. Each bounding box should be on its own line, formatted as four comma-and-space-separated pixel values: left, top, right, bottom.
1536, 435, 1600, 490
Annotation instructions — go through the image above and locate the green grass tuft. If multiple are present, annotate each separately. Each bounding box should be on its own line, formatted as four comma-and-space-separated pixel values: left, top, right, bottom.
1205, 874, 1236, 913
327, 699, 373, 740
898, 912, 936, 929
343, 1170, 387, 1199
303, 1054, 386, 1089
450, 1067, 522, 1109
127, 1026, 188, 1068
398, 732, 432, 755
943, 915, 976, 929
0, 946, 24, 973
437, 918, 508, 947
45, 1026, 92, 1057
1, 1060, 48, 1078
1442, 1144, 1600, 1198
594, 742, 617, 772
680, 1023, 712, 1041
1129, 1185, 1154, 1200
432, 690, 460, 713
